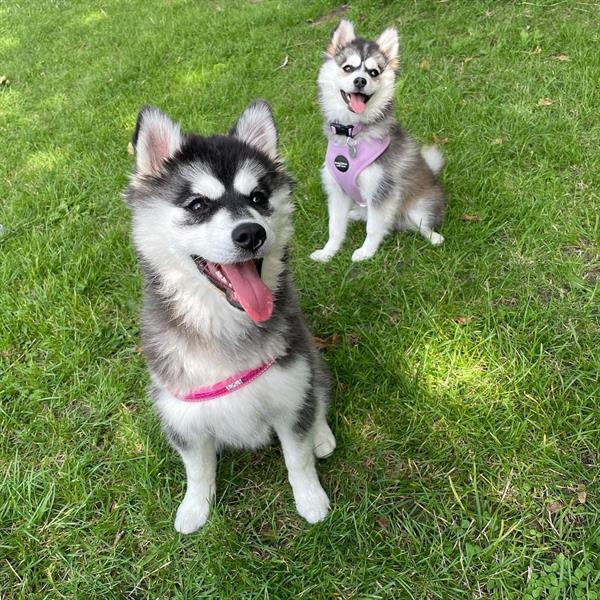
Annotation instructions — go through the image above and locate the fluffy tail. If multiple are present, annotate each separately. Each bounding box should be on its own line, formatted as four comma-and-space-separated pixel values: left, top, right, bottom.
421, 145, 444, 175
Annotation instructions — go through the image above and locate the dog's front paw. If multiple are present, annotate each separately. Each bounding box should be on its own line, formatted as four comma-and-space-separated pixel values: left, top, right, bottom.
351, 247, 375, 262
294, 484, 330, 524
174, 497, 210, 534
429, 232, 444, 246
310, 248, 335, 262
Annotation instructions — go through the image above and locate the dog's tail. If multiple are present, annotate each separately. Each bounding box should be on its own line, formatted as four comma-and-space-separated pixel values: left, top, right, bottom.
421, 145, 444, 175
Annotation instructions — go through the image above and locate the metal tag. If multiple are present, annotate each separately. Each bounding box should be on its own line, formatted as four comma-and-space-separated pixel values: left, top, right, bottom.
347, 138, 358, 158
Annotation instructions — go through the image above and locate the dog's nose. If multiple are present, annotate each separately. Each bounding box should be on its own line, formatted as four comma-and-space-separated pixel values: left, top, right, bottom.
232, 222, 266, 252
354, 77, 367, 90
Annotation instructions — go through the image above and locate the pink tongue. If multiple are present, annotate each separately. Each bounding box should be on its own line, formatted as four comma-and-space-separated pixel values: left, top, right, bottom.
349, 93, 367, 114
220, 262, 273, 323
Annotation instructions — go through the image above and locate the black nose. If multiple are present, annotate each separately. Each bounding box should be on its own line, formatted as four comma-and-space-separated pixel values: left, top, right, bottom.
232, 222, 266, 252
354, 77, 367, 90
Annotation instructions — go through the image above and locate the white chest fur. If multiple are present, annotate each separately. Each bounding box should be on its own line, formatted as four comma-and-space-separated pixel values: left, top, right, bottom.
153, 357, 310, 450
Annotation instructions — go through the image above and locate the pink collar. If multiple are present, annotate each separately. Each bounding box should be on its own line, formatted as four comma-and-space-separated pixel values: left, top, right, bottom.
175, 358, 276, 402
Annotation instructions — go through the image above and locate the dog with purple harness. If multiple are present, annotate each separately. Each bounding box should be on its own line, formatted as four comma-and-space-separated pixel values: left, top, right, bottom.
311, 20, 447, 263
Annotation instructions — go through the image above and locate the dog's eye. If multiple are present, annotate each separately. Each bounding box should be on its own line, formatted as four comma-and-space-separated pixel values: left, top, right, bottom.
368, 69, 379, 78
186, 196, 208, 212
342, 65, 354, 73
250, 190, 268, 206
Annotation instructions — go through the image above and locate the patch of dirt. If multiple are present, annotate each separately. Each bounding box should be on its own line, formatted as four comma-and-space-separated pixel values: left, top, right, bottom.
561, 237, 599, 284
492, 297, 518, 308
580, 450, 596, 469
308, 4, 348, 26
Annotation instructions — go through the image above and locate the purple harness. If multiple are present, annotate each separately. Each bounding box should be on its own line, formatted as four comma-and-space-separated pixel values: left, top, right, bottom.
325, 123, 391, 207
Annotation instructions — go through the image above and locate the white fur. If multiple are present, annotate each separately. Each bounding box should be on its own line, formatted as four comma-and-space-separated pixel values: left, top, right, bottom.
329, 20, 355, 54
232, 102, 278, 160
350, 163, 397, 261
420, 145, 444, 175
364, 57, 379, 71
357, 162, 384, 201
312, 161, 395, 262
310, 166, 353, 262
344, 54, 361, 68
174, 435, 216, 533
405, 199, 445, 245
189, 170, 226, 199
312, 419, 336, 458
135, 108, 182, 176
132, 198, 286, 346
318, 51, 397, 128
376, 27, 399, 62
156, 357, 332, 530
312, 148, 445, 260
233, 161, 260, 196
130, 104, 336, 532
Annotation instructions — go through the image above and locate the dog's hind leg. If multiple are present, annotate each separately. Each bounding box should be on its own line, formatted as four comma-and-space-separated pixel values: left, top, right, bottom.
313, 420, 336, 459
274, 420, 330, 523
348, 205, 367, 222
404, 196, 445, 246
312, 401, 336, 459
173, 435, 217, 534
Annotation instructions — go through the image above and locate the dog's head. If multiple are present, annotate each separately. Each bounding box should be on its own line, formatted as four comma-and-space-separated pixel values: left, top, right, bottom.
124, 101, 293, 326
318, 20, 399, 125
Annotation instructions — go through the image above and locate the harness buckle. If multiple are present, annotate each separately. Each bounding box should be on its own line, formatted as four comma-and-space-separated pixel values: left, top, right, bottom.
330, 123, 356, 137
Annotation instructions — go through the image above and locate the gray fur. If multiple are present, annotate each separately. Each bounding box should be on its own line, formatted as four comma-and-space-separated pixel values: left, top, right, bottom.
370, 124, 446, 227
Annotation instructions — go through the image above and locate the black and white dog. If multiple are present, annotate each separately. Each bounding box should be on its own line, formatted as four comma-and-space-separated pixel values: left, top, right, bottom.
311, 20, 446, 263
124, 101, 335, 533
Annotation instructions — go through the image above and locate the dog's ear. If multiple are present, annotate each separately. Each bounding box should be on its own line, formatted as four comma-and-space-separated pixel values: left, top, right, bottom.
131, 105, 183, 176
376, 27, 399, 69
230, 100, 278, 160
326, 19, 356, 57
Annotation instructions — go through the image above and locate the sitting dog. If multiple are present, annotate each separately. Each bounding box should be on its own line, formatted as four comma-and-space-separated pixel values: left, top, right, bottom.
124, 101, 335, 533
311, 20, 446, 263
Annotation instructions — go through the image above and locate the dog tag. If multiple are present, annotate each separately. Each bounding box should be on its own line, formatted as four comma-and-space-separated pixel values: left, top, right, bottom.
347, 138, 358, 159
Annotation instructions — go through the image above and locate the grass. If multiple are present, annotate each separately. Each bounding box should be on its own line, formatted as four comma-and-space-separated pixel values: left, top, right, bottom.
1, 0, 599, 597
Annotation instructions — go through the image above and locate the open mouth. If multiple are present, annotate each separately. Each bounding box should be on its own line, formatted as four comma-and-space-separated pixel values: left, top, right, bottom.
341, 90, 371, 114
193, 256, 273, 323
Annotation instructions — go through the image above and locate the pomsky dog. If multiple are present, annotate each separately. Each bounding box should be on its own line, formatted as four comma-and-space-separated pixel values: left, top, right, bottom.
124, 101, 335, 533
311, 20, 446, 263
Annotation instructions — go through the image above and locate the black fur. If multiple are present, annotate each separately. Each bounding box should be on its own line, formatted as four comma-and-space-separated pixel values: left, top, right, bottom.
128, 132, 290, 218
333, 38, 387, 70
295, 379, 317, 434
131, 104, 152, 150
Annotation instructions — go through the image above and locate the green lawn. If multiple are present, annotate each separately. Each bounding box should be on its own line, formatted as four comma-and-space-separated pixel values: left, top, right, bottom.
1, 0, 599, 597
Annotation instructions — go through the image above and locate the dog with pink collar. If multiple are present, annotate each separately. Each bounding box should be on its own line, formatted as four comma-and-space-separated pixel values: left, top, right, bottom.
124, 102, 335, 533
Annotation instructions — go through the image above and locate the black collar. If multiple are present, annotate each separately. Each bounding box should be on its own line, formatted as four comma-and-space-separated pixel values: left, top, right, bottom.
329, 122, 363, 138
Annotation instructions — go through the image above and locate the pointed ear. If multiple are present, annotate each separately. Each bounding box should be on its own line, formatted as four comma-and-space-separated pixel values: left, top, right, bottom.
326, 19, 356, 57
131, 105, 183, 176
377, 27, 399, 68
230, 100, 278, 160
